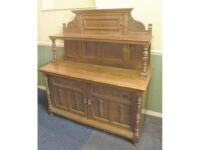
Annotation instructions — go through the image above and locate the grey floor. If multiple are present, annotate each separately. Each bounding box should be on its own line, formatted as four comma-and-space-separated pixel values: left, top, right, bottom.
38, 89, 162, 150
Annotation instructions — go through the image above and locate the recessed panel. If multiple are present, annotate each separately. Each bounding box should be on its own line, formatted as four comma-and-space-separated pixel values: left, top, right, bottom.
82, 15, 122, 34
110, 102, 131, 127
83, 41, 97, 58
66, 41, 81, 58
129, 45, 143, 69
52, 87, 69, 110
83, 18, 120, 30
90, 95, 110, 122
101, 43, 123, 60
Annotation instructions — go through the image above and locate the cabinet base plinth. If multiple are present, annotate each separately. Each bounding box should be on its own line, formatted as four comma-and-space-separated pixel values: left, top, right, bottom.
50, 107, 135, 141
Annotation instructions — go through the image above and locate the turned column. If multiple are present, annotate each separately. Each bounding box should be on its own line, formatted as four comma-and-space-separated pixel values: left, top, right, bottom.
133, 94, 142, 145
50, 38, 57, 62
140, 45, 149, 77
140, 24, 152, 77
148, 24, 152, 33
44, 75, 53, 115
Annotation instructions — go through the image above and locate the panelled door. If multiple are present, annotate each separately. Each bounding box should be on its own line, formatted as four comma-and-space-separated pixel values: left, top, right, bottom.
49, 76, 87, 117
87, 84, 134, 130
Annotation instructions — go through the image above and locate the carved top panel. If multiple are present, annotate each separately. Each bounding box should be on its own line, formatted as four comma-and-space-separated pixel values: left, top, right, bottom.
48, 8, 152, 75
53, 8, 152, 45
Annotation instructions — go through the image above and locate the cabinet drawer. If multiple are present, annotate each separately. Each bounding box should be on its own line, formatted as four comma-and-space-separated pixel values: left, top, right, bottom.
88, 84, 132, 103
51, 76, 84, 92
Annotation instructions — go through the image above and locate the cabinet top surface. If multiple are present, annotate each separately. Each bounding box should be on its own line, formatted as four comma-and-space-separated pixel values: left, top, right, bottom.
39, 60, 151, 91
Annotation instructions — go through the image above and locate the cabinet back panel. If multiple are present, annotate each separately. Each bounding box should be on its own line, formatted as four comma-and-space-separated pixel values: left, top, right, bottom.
64, 40, 143, 69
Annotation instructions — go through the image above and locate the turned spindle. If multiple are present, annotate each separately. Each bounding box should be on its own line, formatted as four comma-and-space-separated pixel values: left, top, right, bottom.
133, 95, 142, 145
148, 24, 152, 33
140, 46, 149, 77
51, 38, 57, 62
44, 76, 53, 115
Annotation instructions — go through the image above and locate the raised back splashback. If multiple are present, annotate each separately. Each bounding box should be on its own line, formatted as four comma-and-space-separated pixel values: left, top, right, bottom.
60, 8, 152, 72
63, 8, 146, 34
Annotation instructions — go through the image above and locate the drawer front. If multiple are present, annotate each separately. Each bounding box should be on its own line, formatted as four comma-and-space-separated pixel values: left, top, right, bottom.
52, 76, 84, 92
89, 84, 132, 103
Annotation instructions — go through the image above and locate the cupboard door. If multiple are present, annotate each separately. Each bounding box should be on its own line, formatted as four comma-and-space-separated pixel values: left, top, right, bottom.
49, 76, 87, 117
87, 84, 133, 129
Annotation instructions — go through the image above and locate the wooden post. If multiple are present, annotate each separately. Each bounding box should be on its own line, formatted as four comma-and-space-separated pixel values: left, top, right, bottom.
147, 24, 152, 65
148, 24, 152, 33
133, 94, 142, 145
140, 45, 149, 77
44, 75, 53, 115
51, 38, 57, 62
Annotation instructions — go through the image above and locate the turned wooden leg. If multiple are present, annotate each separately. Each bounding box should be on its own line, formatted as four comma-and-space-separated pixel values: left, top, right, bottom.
132, 136, 139, 146
44, 75, 54, 116
48, 106, 54, 116
49, 111, 54, 116
132, 94, 142, 146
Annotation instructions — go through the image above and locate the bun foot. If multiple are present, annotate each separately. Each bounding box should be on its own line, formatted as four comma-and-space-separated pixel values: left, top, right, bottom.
48, 107, 53, 116
49, 113, 54, 116
132, 136, 139, 146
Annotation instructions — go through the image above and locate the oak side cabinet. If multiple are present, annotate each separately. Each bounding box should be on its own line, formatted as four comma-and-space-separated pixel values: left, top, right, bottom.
39, 8, 152, 145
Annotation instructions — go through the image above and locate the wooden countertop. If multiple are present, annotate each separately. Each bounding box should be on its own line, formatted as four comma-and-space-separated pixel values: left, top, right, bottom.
39, 60, 151, 91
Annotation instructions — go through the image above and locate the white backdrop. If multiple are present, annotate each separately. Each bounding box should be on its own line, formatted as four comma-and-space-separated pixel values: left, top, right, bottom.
42, 0, 96, 10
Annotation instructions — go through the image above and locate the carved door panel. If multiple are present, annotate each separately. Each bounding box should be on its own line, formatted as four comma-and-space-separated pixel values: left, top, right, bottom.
87, 84, 134, 129
51, 86, 70, 110
109, 101, 132, 129
49, 76, 87, 117
88, 95, 110, 122
67, 89, 86, 116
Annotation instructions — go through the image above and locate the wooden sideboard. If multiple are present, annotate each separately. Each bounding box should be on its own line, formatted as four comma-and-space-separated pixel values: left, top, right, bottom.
39, 8, 152, 145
